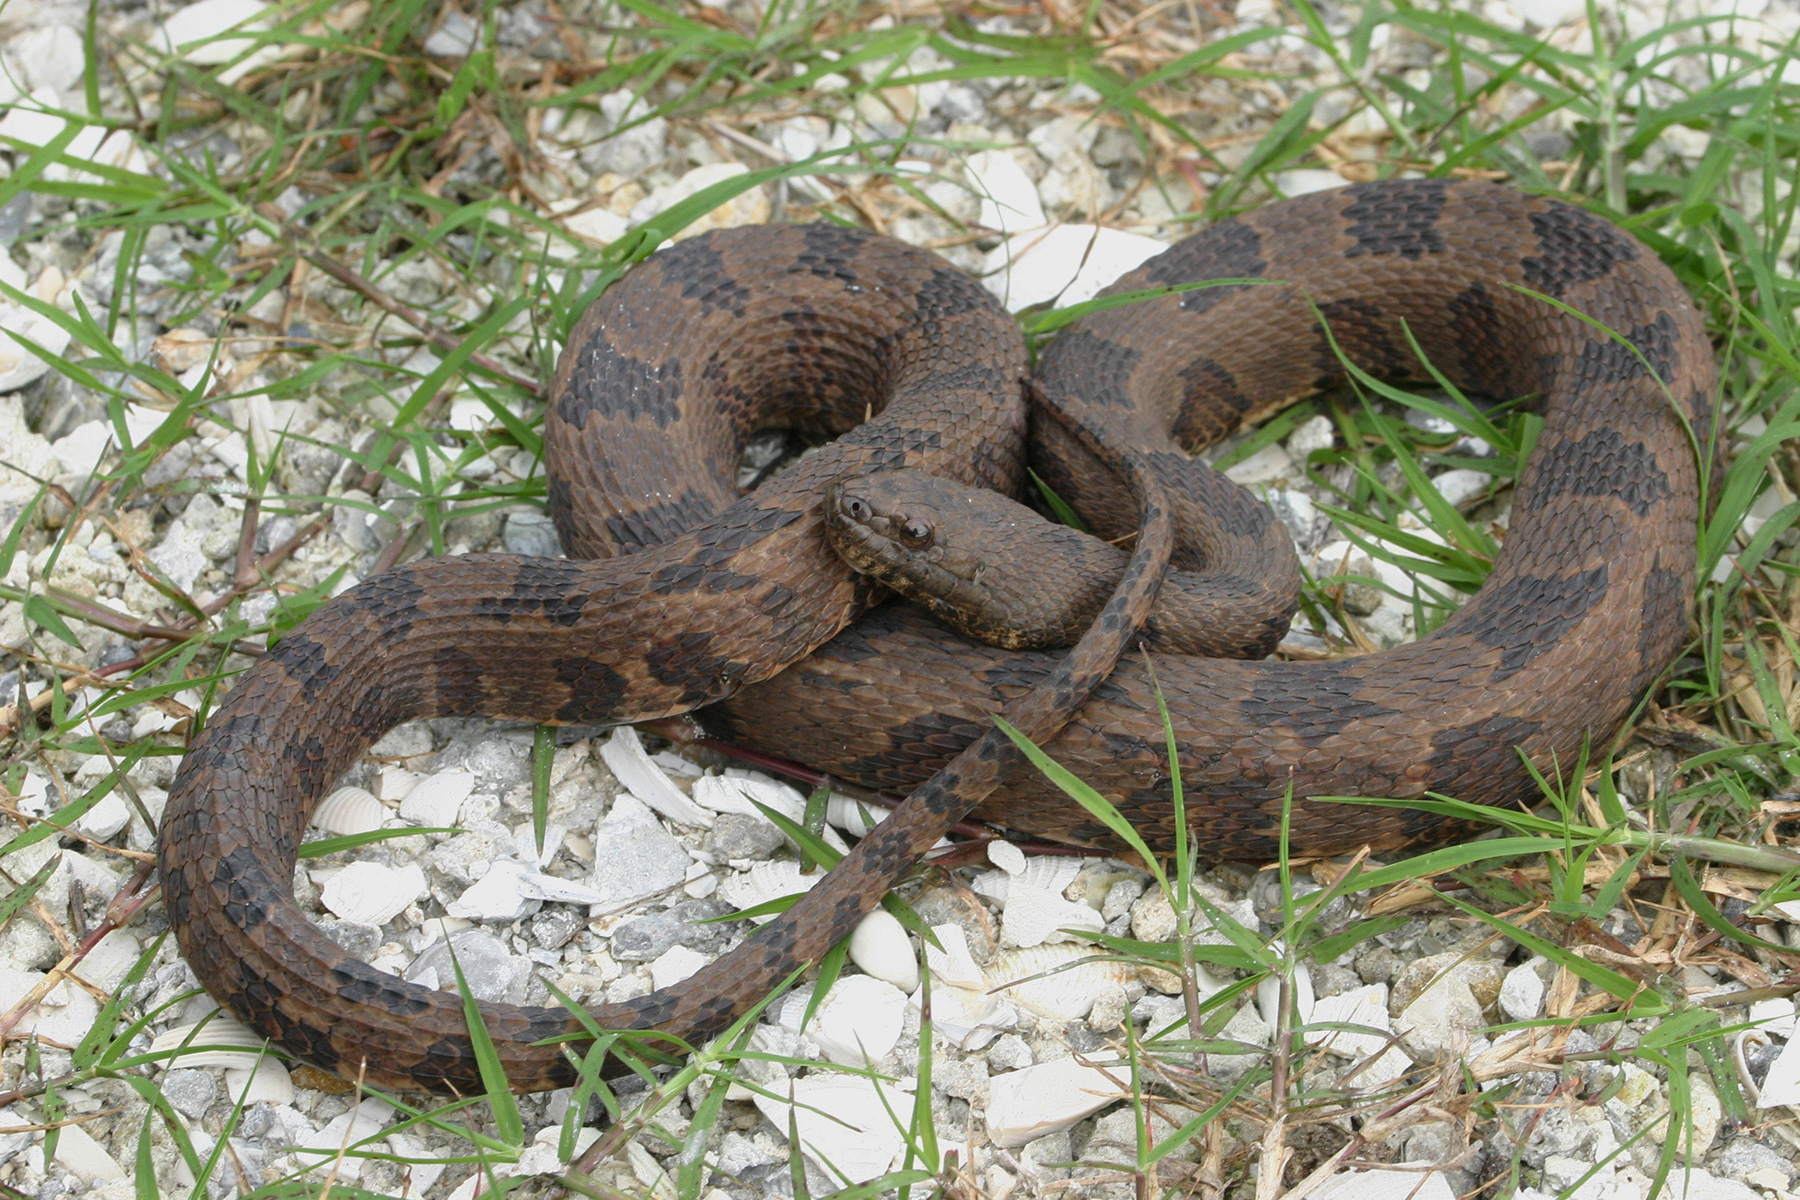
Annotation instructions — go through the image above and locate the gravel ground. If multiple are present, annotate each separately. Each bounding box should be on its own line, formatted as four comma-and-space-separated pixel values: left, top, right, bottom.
1, 0, 1798, 1197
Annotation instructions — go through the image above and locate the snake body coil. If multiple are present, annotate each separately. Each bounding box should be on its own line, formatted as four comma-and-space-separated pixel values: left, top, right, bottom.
158, 182, 1713, 1093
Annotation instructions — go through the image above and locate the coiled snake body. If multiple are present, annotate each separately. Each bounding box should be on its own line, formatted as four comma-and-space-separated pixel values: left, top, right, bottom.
158, 181, 1713, 1093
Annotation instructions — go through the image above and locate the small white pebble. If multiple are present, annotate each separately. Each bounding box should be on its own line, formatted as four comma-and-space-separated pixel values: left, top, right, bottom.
650, 945, 709, 989
849, 909, 918, 993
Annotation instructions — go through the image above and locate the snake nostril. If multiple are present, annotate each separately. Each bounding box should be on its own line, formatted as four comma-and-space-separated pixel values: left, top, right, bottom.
846, 497, 870, 521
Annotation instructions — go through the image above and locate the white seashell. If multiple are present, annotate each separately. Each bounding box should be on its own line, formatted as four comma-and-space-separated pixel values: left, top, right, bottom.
225, 1059, 295, 1105
151, 1013, 271, 1070
915, 981, 1016, 1049
987, 841, 1026, 875
716, 860, 825, 923
1001, 882, 1106, 949
311, 787, 386, 836
650, 945, 708, 990
515, 871, 608, 906
752, 1076, 914, 1185
375, 765, 423, 803
972, 854, 1082, 904
1306, 982, 1390, 1059
1257, 962, 1316, 1033
600, 727, 712, 827
780, 975, 907, 1066
825, 793, 891, 836
321, 862, 426, 927
1021, 856, 1084, 894
985, 1054, 1132, 1148
924, 923, 986, 990
985, 945, 1139, 1022
982, 225, 1167, 313
849, 909, 918, 993
971, 868, 1010, 901
398, 769, 473, 826
447, 860, 540, 922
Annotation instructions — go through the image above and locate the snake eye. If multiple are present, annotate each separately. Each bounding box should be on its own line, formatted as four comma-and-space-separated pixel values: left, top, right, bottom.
897, 518, 934, 549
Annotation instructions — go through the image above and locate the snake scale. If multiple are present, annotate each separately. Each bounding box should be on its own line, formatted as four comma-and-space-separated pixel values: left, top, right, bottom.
158, 181, 1714, 1093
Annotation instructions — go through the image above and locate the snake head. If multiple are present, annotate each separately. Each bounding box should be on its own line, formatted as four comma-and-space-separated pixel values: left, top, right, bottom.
825, 469, 1073, 650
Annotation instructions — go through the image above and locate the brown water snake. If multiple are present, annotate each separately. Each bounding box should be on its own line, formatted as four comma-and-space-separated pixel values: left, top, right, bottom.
157, 180, 1714, 1093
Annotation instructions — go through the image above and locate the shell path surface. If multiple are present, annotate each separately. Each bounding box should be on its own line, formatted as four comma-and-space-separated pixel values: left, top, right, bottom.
158, 182, 1715, 1092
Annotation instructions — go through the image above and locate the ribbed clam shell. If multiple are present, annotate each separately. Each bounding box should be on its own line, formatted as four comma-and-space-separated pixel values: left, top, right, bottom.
310, 786, 385, 836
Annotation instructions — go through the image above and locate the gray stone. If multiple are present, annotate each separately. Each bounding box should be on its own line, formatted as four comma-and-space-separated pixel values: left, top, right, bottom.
589, 90, 668, 178
717, 1130, 784, 1176
1130, 889, 1176, 943
910, 886, 995, 964
502, 508, 563, 558
428, 832, 503, 886
590, 795, 690, 905
160, 1069, 218, 1120
317, 919, 382, 961
986, 1034, 1033, 1072
1357, 944, 1403, 983
1019, 1130, 1072, 1182
406, 930, 533, 1005
1208, 1005, 1272, 1082
1090, 126, 1143, 169
1101, 877, 1146, 922
1540, 1154, 1597, 1193
933, 1056, 988, 1102
149, 492, 233, 592
423, 10, 479, 56
531, 908, 585, 951
1311, 963, 1362, 997
1500, 961, 1546, 1022
1714, 1137, 1793, 1185
1399, 1120, 1459, 1165
369, 723, 435, 760
1287, 414, 1335, 460
434, 732, 532, 795
707, 812, 787, 861
611, 899, 736, 961
1266, 488, 1321, 550
1391, 952, 1504, 1061
1518, 1107, 1590, 1168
